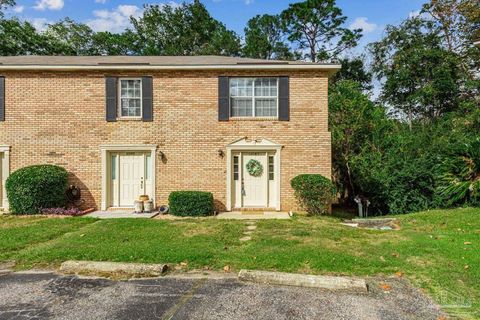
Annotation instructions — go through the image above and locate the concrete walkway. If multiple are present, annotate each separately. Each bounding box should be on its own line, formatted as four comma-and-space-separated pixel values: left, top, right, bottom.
85, 210, 159, 219
239, 221, 257, 242
217, 211, 290, 220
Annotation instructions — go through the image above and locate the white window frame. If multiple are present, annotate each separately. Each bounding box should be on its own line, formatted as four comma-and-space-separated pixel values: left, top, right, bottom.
118, 78, 143, 119
229, 77, 279, 119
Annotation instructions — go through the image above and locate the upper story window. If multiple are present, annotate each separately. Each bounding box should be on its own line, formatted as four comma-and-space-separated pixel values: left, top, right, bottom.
119, 78, 142, 118
230, 78, 278, 118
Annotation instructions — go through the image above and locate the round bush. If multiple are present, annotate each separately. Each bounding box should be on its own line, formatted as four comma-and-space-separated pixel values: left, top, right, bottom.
168, 191, 214, 217
291, 174, 336, 215
6, 165, 69, 215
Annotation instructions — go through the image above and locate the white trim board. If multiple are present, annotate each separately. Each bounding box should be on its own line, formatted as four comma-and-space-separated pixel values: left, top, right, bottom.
0, 64, 341, 74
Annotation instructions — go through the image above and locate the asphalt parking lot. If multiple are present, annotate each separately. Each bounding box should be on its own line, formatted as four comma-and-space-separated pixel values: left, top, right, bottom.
0, 272, 444, 320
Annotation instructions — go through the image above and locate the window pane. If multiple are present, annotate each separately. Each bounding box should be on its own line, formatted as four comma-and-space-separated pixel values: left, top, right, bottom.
255, 98, 277, 117
230, 78, 253, 97
255, 78, 277, 97
145, 154, 152, 180
233, 156, 239, 181
269, 156, 274, 180
120, 79, 142, 117
121, 99, 129, 117
231, 98, 253, 117
230, 78, 278, 118
111, 155, 117, 180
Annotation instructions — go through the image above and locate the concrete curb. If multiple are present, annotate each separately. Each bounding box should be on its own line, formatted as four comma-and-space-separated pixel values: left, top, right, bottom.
238, 270, 368, 293
0, 269, 12, 276
60, 261, 168, 278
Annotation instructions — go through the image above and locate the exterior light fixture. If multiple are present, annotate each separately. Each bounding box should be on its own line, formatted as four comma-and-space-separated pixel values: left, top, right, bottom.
159, 151, 166, 161
218, 149, 225, 158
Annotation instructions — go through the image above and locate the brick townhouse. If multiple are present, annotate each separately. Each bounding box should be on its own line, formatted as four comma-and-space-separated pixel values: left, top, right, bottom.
0, 56, 339, 212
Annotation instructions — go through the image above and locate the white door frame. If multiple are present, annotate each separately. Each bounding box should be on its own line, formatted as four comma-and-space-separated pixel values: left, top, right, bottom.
226, 138, 282, 211
0, 145, 10, 211
100, 144, 157, 210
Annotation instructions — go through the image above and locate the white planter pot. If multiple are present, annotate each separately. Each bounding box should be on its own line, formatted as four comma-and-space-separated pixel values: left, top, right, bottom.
134, 200, 144, 213
144, 200, 154, 213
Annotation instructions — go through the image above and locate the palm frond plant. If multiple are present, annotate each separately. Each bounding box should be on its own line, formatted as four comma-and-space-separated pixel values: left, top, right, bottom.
435, 137, 480, 207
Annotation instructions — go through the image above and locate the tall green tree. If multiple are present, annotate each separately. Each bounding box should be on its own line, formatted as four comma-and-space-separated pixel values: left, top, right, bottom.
91, 31, 135, 55
370, 17, 462, 122
331, 57, 372, 91
281, 0, 362, 62
422, 0, 480, 73
45, 18, 96, 55
422, 0, 479, 111
130, 0, 240, 56
329, 80, 389, 202
243, 14, 292, 60
0, 18, 62, 55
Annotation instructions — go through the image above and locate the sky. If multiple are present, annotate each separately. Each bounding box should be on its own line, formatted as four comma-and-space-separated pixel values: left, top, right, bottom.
5, 0, 427, 55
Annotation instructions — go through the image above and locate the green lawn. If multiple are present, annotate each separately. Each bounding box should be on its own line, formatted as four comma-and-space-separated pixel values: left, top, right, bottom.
0, 208, 478, 319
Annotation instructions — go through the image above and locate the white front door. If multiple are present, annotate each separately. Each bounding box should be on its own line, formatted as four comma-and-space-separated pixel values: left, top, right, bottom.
242, 152, 268, 207
119, 152, 145, 207
109, 152, 153, 208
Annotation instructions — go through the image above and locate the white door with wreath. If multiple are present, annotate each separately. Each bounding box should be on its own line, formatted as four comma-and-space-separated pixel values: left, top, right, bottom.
242, 153, 268, 207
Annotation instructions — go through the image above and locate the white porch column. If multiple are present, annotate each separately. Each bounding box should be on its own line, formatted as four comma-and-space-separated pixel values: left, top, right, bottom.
100, 148, 108, 210
226, 147, 233, 211
0, 146, 10, 211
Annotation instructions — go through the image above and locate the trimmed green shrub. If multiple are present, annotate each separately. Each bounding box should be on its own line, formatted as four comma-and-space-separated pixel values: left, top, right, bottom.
6, 165, 68, 215
168, 191, 214, 217
291, 174, 336, 215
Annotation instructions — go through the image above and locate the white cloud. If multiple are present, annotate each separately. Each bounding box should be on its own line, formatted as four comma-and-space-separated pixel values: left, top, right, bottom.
86, 2, 181, 33
349, 17, 377, 34
33, 0, 64, 11
245, 0, 254, 4
28, 17, 53, 31
13, 5, 25, 13
95, 0, 107, 3
87, 5, 142, 33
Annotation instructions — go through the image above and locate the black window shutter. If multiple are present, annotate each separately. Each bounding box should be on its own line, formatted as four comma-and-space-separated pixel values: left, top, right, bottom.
0, 77, 4, 122
142, 76, 153, 122
278, 76, 290, 121
218, 76, 230, 121
105, 77, 117, 122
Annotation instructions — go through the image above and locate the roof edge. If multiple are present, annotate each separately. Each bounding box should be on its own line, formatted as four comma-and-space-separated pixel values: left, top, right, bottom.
0, 63, 342, 75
